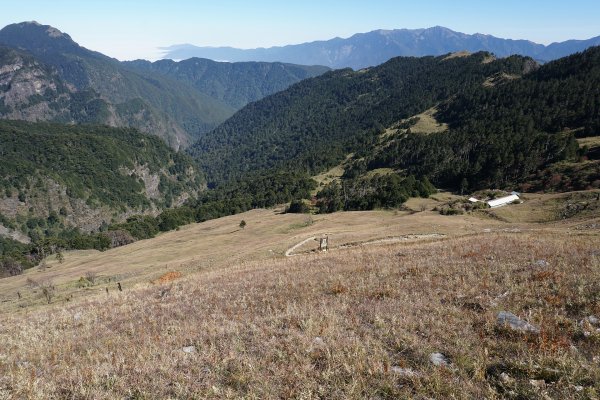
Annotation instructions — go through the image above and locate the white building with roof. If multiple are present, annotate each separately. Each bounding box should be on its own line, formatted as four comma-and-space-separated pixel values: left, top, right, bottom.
487, 194, 520, 208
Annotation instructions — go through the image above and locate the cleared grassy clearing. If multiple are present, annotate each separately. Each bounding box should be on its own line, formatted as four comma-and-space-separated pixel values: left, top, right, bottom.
577, 136, 600, 149
381, 106, 448, 139
442, 50, 472, 60
409, 107, 448, 134
311, 164, 346, 195
488, 191, 600, 225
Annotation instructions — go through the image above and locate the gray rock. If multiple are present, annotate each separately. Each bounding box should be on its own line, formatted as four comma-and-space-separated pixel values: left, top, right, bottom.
588, 315, 599, 325
429, 352, 450, 366
497, 311, 540, 334
182, 346, 196, 354
391, 366, 421, 378
308, 336, 327, 355
535, 259, 549, 268
500, 372, 513, 384
530, 379, 546, 389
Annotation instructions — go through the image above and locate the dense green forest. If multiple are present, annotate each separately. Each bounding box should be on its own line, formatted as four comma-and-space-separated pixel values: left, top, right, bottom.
358, 47, 600, 190
0, 120, 202, 211
191, 47, 600, 198
316, 174, 436, 213
0, 120, 204, 274
188, 51, 533, 184
0, 120, 203, 275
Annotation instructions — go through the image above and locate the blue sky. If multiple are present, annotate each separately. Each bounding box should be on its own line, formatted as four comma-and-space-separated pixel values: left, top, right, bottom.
1, 0, 599, 61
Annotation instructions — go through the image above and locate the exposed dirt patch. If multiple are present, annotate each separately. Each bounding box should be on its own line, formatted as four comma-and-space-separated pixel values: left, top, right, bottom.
443, 51, 471, 60
153, 271, 183, 284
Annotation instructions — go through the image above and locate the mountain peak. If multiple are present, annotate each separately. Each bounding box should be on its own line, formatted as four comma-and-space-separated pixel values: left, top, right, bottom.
46, 26, 67, 38
161, 26, 600, 69
429, 25, 453, 31
3, 21, 72, 41
0, 21, 98, 63
0, 22, 79, 55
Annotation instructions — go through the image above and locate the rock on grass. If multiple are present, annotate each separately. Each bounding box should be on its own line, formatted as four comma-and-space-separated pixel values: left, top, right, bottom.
497, 311, 540, 334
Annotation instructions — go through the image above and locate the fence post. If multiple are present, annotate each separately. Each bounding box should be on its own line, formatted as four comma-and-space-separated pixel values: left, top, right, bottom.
319, 236, 329, 252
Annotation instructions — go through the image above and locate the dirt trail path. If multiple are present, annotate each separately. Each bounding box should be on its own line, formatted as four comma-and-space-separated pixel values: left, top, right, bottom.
285, 236, 317, 256
285, 233, 447, 257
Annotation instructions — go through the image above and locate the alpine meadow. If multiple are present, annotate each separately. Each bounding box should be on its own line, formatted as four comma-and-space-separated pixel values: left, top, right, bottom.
0, 5, 599, 399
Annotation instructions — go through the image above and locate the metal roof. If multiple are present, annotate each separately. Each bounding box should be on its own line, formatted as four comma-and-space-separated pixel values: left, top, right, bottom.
487, 194, 519, 208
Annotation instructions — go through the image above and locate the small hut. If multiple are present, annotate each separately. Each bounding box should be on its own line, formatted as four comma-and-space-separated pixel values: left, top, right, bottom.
487, 194, 520, 208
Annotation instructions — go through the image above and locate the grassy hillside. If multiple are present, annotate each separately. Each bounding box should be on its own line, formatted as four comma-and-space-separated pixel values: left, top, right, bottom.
0, 207, 475, 309
2, 189, 598, 309
0, 197, 598, 398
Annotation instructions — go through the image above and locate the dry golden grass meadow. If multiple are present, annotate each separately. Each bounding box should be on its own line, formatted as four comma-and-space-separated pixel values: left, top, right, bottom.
0, 191, 599, 399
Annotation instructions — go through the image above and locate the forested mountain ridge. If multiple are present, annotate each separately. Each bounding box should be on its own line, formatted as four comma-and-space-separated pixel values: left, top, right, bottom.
123, 58, 329, 109
0, 22, 329, 148
189, 47, 600, 210
0, 22, 235, 148
162, 26, 600, 69
0, 45, 72, 121
357, 46, 600, 190
188, 51, 537, 184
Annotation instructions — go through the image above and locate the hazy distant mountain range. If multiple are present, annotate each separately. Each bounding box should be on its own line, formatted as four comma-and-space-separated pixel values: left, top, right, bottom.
162, 26, 600, 69
123, 58, 329, 109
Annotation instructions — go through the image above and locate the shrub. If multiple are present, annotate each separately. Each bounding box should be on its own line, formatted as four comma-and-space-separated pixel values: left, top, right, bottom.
105, 229, 135, 248
287, 200, 310, 214
0, 258, 23, 277
157, 207, 195, 232
110, 215, 159, 240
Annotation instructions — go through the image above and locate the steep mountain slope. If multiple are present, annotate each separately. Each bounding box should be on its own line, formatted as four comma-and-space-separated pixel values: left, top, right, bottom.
0, 46, 193, 138
0, 22, 331, 147
162, 26, 600, 69
124, 58, 329, 109
0, 45, 75, 121
0, 120, 203, 237
188, 52, 537, 184
0, 22, 235, 148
